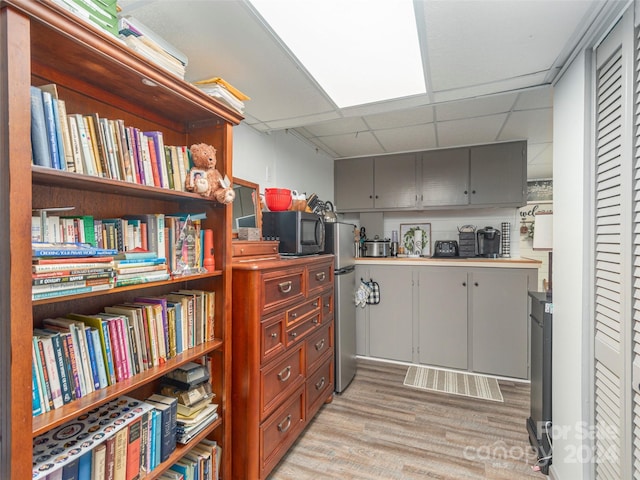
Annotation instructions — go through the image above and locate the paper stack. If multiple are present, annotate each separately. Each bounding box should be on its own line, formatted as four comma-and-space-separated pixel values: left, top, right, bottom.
194, 77, 250, 114
118, 15, 188, 79
52, 0, 119, 37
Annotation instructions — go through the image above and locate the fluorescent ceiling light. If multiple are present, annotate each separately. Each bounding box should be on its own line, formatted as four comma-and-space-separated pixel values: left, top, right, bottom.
249, 0, 426, 108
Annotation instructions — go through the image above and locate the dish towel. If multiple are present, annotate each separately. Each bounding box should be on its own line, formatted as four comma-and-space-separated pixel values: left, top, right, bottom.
366, 279, 380, 305
355, 280, 372, 307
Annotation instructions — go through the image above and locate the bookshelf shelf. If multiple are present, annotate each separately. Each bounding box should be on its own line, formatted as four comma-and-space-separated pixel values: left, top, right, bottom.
32, 339, 224, 437
1, 0, 239, 478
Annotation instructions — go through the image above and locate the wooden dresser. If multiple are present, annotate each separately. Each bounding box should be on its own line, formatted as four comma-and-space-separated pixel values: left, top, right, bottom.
231, 255, 335, 479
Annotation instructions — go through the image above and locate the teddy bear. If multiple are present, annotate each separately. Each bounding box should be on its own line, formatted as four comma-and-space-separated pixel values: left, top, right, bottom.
185, 143, 235, 204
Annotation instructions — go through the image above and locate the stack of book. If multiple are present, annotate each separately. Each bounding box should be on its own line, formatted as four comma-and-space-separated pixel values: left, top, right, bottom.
32, 396, 155, 480
193, 77, 250, 114
51, 0, 118, 37
114, 249, 170, 287
30, 83, 192, 190
31, 242, 116, 300
160, 363, 219, 445
169, 438, 221, 480
118, 15, 188, 79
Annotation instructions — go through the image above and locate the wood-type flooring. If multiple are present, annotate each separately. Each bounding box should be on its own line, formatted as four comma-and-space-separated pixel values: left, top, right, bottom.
268, 358, 546, 480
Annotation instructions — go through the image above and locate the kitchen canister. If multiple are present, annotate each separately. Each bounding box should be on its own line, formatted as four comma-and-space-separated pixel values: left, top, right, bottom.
501, 222, 511, 258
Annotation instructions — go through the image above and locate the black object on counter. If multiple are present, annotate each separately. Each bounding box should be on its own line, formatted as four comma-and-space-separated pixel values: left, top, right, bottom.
527, 291, 553, 475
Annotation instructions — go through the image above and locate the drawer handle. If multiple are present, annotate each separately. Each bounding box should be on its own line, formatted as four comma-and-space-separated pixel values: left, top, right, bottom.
315, 272, 326, 281
324, 302, 330, 308
315, 339, 325, 351
291, 312, 298, 319
278, 414, 292, 433
315, 377, 326, 390
279, 281, 293, 293
289, 332, 298, 338
313, 301, 318, 307
278, 366, 291, 382
312, 318, 319, 325
271, 332, 278, 338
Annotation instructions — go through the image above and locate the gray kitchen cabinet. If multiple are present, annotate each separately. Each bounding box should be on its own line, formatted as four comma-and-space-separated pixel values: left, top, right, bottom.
469, 141, 527, 206
420, 147, 470, 207
355, 265, 414, 362
334, 157, 375, 210
418, 267, 468, 369
335, 154, 417, 211
469, 267, 535, 379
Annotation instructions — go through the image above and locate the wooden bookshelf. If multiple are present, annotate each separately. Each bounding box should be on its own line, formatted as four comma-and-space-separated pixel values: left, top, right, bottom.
0, 1, 240, 478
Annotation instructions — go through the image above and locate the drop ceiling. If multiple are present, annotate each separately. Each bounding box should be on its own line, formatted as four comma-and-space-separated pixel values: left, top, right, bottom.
119, 0, 613, 180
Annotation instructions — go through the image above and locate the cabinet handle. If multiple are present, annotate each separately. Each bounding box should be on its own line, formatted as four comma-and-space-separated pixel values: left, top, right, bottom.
278, 414, 292, 433
278, 281, 293, 293
474, 282, 479, 287
315, 377, 326, 390
462, 282, 466, 287
369, 195, 373, 199
324, 302, 330, 308
315, 339, 325, 351
315, 272, 326, 281
289, 331, 298, 338
464, 190, 468, 195
313, 301, 318, 307
277, 366, 291, 382
312, 318, 319, 324
375, 195, 379, 199
472, 190, 476, 194
291, 312, 298, 319
271, 332, 278, 338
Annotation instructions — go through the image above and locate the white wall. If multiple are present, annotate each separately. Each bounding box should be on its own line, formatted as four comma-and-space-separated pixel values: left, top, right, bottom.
550, 49, 591, 480
233, 123, 334, 202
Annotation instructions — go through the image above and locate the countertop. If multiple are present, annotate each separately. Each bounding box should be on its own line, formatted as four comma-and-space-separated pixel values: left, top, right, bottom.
355, 256, 541, 268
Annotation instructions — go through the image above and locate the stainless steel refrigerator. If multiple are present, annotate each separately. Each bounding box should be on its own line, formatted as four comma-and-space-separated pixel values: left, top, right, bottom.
324, 222, 357, 393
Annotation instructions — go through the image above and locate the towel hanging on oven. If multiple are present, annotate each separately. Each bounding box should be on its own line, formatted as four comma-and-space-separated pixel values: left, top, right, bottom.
366, 278, 380, 305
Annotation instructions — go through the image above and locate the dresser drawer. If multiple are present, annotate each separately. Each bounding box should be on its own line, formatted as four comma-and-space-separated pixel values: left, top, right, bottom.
286, 296, 320, 327
321, 291, 333, 318
232, 240, 279, 258
306, 320, 334, 372
306, 355, 334, 418
285, 312, 320, 348
308, 262, 333, 294
260, 386, 305, 478
261, 344, 304, 419
262, 268, 305, 313
261, 313, 286, 365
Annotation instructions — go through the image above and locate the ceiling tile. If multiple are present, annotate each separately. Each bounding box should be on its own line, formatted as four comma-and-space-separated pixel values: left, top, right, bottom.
363, 104, 434, 129
374, 124, 437, 153
515, 87, 554, 110
435, 94, 517, 122
303, 117, 369, 137
437, 114, 507, 147
499, 109, 553, 143
318, 131, 385, 158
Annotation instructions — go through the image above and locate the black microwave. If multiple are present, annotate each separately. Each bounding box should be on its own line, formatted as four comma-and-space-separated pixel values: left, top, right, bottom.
262, 211, 325, 255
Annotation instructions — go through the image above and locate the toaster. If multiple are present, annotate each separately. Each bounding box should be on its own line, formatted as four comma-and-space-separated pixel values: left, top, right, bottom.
433, 240, 459, 257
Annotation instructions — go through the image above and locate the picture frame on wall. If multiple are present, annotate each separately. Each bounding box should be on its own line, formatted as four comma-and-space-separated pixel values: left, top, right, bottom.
400, 223, 431, 257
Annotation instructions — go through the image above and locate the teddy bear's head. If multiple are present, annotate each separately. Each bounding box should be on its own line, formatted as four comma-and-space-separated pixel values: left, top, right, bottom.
190, 143, 217, 170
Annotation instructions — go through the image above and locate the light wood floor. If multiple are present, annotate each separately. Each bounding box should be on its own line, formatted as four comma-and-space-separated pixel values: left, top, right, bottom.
268, 359, 546, 480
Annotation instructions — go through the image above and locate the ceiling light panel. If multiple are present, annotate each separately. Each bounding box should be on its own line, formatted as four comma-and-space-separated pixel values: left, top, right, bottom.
249, 0, 426, 108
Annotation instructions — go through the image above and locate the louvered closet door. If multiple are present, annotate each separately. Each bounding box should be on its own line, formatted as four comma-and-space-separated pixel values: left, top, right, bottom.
594, 13, 633, 480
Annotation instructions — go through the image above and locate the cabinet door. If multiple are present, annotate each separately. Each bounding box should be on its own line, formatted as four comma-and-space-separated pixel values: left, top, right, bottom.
421, 148, 470, 207
368, 266, 413, 362
470, 268, 531, 378
469, 141, 526, 206
334, 157, 374, 210
373, 153, 418, 208
418, 267, 468, 369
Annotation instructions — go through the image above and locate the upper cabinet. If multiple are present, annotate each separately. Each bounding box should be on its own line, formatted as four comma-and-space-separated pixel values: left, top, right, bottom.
335, 141, 527, 212
334, 153, 417, 211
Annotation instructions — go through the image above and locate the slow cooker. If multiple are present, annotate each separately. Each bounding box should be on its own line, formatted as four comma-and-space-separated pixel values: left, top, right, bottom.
362, 238, 391, 257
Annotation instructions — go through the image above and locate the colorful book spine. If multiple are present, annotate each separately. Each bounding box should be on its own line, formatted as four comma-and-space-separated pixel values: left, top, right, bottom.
40, 89, 62, 170
30, 86, 52, 168
83, 326, 101, 391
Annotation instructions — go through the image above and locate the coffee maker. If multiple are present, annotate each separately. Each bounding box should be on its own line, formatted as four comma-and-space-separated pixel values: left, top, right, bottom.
477, 226, 501, 258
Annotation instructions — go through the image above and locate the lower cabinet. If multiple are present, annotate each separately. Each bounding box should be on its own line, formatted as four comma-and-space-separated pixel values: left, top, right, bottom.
231, 255, 335, 480
357, 263, 537, 379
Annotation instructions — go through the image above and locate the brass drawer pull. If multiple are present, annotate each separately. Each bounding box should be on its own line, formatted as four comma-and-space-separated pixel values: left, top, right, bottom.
315, 272, 326, 281
315, 339, 325, 351
278, 281, 293, 293
271, 332, 278, 338
315, 377, 326, 390
278, 366, 292, 382
278, 414, 292, 433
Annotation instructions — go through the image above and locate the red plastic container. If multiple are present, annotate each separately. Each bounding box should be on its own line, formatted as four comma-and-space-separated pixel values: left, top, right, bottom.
264, 188, 292, 211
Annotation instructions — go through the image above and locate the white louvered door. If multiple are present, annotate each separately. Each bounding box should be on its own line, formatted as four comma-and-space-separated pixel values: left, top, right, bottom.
593, 12, 633, 480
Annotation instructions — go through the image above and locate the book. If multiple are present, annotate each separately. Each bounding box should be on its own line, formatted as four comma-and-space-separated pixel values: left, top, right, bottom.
60, 332, 78, 401
123, 213, 166, 261
125, 416, 142, 480
61, 458, 79, 480
105, 434, 116, 480
145, 394, 177, 462
71, 113, 96, 175
32, 242, 117, 258
114, 271, 170, 287
137, 129, 155, 186
34, 333, 63, 409
30, 85, 52, 168
68, 312, 117, 386
39, 84, 74, 171
32, 271, 114, 286
66, 114, 84, 174
91, 442, 107, 480
78, 450, 92, 480
32, 343, 44, 416
37, 328, 74, 405
32, 283, 113, 300
84, 114, 105, 177
33, 336, 53, 412
115, 119, 135, 183
40, 89, 62, 170
113, 422, 129, 480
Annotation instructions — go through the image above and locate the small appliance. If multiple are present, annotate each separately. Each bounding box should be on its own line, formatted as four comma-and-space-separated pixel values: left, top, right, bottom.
262, 211, 324, 255
477, 226, 501, 258
433, 240, 459, 257
362, 238, 391, 257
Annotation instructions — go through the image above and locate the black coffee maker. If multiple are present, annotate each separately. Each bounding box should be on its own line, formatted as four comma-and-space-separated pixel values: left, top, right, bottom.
477, 226, 501, 258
